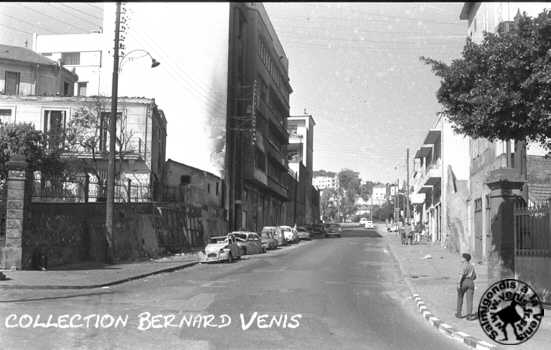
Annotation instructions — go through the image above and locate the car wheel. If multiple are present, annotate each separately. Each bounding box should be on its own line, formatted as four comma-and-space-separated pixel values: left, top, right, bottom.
228, 253, 233, 263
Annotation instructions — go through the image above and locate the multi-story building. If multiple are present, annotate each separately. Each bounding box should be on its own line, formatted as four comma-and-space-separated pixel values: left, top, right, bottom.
459, 2, 550, 261
410, 116, 469, 248
313, 175, 338, 191
33, 33, 104, 97
0, 95, 167, 202
0, 43, 77, 97
287, 114, 316, 225
371, 184, 388, 206
221, 3, 293, 231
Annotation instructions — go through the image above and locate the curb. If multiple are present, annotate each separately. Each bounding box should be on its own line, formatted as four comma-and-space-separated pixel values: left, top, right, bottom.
0, 261, 198, 291
383, 234, 499, 350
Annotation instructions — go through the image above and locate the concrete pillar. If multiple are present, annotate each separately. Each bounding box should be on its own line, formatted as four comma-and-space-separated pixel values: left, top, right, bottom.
0, 155, 29, 270
485, 168, 525, 283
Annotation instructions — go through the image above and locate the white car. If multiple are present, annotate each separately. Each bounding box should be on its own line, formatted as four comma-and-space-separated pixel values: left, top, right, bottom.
279, 225, 298, 244
203, 235, 241, 263
364, 220, 375, 229
359, 218, 369, 225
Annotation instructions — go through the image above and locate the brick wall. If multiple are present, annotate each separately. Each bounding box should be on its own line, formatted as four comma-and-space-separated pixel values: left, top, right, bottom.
527, 155, 551, 183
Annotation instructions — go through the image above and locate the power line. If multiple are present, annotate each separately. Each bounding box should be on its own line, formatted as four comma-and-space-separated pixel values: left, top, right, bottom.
61, 3, 104, 22
0, 23, 33, 35
53, 3, 102, 27
18, 3, 92, 33
0, 13, 56, 34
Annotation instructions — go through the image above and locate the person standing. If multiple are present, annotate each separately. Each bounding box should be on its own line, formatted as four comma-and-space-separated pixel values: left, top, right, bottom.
456, 253, 477, 320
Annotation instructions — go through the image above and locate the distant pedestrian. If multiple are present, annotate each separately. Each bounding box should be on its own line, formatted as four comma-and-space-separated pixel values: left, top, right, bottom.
455, 253, 477, 320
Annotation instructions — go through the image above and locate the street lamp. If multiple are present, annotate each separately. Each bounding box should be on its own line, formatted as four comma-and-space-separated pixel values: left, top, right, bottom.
105, 2, 159, 263
119, 49, 161, 71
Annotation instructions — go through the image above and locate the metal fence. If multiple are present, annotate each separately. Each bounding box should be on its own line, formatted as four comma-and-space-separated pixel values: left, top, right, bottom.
32, 174, 151, 203
514, 200, 551, 257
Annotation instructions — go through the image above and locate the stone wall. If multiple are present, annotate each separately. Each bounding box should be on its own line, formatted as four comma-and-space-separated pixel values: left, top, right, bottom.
20, 202, 223, 269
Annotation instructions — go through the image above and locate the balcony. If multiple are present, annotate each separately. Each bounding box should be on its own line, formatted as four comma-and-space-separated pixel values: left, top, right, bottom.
267, 176, 288, 199
266, 138, 287, 168
412, 158, 442, 193
257, 98, 288, 141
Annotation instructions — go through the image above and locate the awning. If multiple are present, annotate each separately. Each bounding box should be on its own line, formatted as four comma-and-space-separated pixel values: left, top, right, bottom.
415, 145, 433, 159
423, 129, 441, 145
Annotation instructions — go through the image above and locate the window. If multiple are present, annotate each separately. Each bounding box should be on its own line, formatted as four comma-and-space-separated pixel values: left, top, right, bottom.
43, 110, 67, 149
61, 52, 80, 65
216, 182, 219, 195
207, 183, 211, 194
63, 82, 70, 96
4, 71, 20, 95
180, 175, 191, 185
255, 148, 266, 172
78, 82, 87, 96
0, 108, 13, 123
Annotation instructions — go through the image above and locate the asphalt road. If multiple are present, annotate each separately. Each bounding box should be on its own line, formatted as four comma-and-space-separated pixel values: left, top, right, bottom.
0, 228, 464, 350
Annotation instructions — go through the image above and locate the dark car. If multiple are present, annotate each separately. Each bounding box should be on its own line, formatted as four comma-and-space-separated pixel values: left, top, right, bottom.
326, 223, 342, 238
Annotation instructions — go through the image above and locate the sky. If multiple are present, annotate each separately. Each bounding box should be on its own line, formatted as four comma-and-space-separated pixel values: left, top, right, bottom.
0, 2, 468, 183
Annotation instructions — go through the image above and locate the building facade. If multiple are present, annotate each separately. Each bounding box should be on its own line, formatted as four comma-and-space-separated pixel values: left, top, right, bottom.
226, 3, 293, 232
0, 43, 77, 97
410, 116, 470, 249
313, 175, 338, 191
0, 95, 166, 202
287, 114, 316, 225
460, 2, 550, 261
33, 33, 104, 97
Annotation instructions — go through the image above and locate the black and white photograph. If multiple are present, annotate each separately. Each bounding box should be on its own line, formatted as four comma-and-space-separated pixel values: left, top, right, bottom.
0, 2, 549, 349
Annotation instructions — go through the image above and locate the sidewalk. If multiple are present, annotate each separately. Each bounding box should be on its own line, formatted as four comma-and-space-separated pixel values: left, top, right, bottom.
382, 226, 550, 350
0, 252, 200, 290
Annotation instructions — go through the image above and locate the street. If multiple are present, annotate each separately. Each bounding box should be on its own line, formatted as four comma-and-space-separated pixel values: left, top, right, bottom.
0, 228, 464, 350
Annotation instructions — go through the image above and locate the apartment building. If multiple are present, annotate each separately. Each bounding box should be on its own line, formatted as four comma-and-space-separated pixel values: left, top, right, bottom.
0, 43, 77, 97
410, 116, 469, 248
33, 33, 104, 97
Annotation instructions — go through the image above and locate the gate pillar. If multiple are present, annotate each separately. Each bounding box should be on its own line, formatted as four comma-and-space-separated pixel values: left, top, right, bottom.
485, 168, 525, 283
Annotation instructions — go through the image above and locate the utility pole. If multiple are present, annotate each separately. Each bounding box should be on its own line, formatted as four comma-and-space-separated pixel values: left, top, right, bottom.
406, 148, 410, 224
106, 2, 121, 264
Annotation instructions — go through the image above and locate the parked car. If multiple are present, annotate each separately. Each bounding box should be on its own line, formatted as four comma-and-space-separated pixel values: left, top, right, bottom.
260, 230, 278, 250
279, 225, 298, 244
203, 234, 241, 263
364, 220, 375, 229
326, 223, 342, 238
262, 226, 285, 246
296, 226, 311, 240
359, 217, 369, 225
232, 231, 266, 255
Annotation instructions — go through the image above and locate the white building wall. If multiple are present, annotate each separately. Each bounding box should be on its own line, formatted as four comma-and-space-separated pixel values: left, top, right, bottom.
33, 33, 104, 97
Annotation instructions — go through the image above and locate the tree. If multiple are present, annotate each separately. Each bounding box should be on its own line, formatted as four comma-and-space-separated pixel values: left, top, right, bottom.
337, 169, 361, 215
65, 98, 137, 200
0, 121, 64, 183
421, 10, 551, 149
320, 188, 338, 222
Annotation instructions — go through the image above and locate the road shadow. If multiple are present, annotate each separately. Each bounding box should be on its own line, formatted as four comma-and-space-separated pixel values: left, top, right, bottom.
0, 290, 113, 303
341, 229, 382, 238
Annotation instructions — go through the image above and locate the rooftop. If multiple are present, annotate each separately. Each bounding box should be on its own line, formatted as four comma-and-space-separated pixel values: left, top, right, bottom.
0, 43, 59, 66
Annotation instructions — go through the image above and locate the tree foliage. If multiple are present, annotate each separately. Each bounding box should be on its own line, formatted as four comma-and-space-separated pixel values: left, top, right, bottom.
421, 10, 551, 147
0, 122, 63, 182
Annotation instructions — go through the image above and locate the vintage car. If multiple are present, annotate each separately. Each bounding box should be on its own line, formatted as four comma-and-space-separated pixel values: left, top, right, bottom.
326, 223, 342, 238
203, 234, 241, 263
279, 225, 298, 244
261, 226, 285, 246
260, 230, 278, 250
231, 231, 266, 255
364, 220, 375, 229
296, 226, 311, 240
